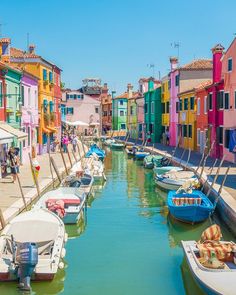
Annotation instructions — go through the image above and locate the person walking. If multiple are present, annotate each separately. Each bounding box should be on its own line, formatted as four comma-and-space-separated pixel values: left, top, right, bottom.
62, 134, 69, 153
166, 129, 170, 146
8, 147, 18, 183
72, 135, 78, 153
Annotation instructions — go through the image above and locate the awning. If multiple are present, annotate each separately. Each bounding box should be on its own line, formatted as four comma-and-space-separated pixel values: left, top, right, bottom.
0, 129, 14, 144
62, 120, 89, 127
0, 122, 27, 141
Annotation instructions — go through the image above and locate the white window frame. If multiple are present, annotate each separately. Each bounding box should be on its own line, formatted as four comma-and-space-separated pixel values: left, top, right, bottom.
197, 98, 200, 115
204, 96, 207, 114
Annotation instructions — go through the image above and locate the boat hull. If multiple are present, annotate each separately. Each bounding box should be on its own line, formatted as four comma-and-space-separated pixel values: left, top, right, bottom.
153, 166, 183, 175
0, 272, 55, 282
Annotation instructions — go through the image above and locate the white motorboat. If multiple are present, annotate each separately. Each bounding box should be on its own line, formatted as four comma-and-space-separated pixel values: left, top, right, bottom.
182, 240, 236, 295
153, 166, 183, 175
0, 208, 66, 288
104, 138, 116, 146
61, 172, 94, 196
35, 187, 86, 224
155, 171, 197, 191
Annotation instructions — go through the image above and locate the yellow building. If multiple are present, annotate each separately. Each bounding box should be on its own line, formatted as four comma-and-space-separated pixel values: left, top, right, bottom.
178, 88, 197, 151
161, 76, 170, 131
10, 45, 57, 154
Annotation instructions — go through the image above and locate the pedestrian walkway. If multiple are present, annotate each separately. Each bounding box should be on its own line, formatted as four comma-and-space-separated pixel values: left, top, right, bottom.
0, 142, 86, 227
123, 137, 236, 199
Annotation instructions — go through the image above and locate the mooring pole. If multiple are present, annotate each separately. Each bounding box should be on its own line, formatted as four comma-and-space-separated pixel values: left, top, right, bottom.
179, 148, 186, 166
28, 153, 40, 200
0, 209, 6, 229
47, 136, 54, 188
59, 145, 69, 175
66, 146, 73, 168
207, 155, 226, 197
50, 156, 62, 183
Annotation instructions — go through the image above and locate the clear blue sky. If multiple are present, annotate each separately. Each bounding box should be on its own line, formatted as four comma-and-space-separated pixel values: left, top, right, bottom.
1, 0, 236, 93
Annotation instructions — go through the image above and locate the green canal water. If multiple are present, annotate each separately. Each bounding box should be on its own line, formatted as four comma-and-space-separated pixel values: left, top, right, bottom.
0, 149, 235, 295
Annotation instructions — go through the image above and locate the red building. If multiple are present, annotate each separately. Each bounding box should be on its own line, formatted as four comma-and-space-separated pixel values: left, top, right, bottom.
53, 65, 62, 140
0, 62, 7, 122
101, 83, 112, 133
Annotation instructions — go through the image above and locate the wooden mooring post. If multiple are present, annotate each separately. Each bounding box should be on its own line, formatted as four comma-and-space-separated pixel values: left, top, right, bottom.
0, 209, 6, 229
207, 155, 226, 197
66, 146, 73, 168
50, 156, 62, 183
59, 146, 69, 175
28, 153, 40, 200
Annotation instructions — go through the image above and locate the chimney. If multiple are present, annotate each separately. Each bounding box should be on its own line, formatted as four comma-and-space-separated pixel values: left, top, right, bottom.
102, 83, 108, 94
111, 91, 116, 99
127, 83, 133, 99
211, 44, 224, 84
0, 38, 11, 63
28, 44, 35, 54
148, 77, 154, 91
170, 56, 178, 71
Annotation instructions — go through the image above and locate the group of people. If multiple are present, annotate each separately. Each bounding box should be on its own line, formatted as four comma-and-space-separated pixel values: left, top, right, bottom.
61, 133, 79, 153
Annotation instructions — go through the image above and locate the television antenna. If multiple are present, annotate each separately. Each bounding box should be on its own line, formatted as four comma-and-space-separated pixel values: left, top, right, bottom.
171, 41, 180, 59
147, 63, 155, 77
0, 22, 7, 38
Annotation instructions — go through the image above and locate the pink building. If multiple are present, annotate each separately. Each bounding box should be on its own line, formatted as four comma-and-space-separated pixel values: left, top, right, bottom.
206, 44, 224, 159
62, 90, 101, 135
21, 71, 39, 163
169, 57, 212, 146
221, 38, 236, 163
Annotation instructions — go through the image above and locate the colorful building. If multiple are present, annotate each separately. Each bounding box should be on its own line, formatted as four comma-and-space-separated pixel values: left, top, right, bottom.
161, 75, 170, 133
53, 65, 62, 143
127, 84, 139, 139
112, 92, 128, 131
62, 89, 101, 135
178, 88, 197, 151
0, 62, 7, 122
195, 80, 212, 153
221, 39, 236, 163
21, 71, 39, 163
101, 83, 112, 133
206, 44, 224, 160
144, 78, 162, 143
169, 57, 212, 147
2, 40, 61, 155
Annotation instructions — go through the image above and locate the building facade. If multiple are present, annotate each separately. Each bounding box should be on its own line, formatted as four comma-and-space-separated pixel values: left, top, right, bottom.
112, 92, 128, 131
161, 75, 170, 133
101, 83, 112, 133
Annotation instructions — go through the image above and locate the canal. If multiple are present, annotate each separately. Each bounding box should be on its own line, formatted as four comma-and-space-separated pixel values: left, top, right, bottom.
0, 149, 235, 295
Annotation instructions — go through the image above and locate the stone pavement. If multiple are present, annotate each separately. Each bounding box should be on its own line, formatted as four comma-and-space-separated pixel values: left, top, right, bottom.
0, 142, 87, 226
122, 137, 236, 199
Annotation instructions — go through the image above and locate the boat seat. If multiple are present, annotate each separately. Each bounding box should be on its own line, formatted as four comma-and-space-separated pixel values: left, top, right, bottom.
173, 197, 202, 206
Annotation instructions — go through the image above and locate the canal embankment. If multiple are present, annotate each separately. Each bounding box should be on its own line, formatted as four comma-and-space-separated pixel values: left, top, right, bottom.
0, 141, 88, 229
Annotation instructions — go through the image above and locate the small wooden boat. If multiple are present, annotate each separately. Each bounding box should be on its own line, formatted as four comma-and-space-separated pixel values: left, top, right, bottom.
143, 155, 163, 169
135, 149, 150, 160
61, 174, 94, 196
125, 145, 136, 157
35, 187, 86, 224
182, 239, 236, 295
0, 208, 66, 286
168, 190, 214, 223
153, 166, 183, 175
155, 171, 197, 191
110, 142, 125, 149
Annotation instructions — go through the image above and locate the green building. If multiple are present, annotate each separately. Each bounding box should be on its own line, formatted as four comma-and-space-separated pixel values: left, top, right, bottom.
144, 80, 162, 143
112, 92, 128, 131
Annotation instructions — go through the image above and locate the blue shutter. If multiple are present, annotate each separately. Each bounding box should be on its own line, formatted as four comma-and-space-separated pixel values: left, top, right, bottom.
43, 69, 47, 81
49, 72, 53, 83
49, 101, 54, 112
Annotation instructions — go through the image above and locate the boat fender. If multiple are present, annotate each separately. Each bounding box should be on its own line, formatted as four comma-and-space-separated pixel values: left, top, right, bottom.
58, 262, 64, 269
61, 248, 66, 258
64, 233, 68, 243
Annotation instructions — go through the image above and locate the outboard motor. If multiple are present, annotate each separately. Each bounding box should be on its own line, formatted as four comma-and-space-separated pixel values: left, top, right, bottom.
16, 242, 38, 291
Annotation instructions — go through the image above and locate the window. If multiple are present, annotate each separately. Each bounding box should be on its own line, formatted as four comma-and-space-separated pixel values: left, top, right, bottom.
183, 125, 188, 137
208, 93, 213, 110
217, 126, 223, 144
130, 106, 133, 115
184, 98, 188, 110
175, 74, 179, 86
197, 129, 200, 146
166, 102, 169, 113
27, 126, 31, 146
67, 107, 74, 114
69, 94, 74, 99
228, 58, 233, 72
179, 99, 182, 111
21, 85, 24, 107
168, 80, 171, 89
144, 103, 148, 113
149, 123, 154, 134
119, 100, 123, 105
120, 123, 126, 129
162, 103, 165, 113
224, 93, 229, 110
120, 110, 124, 116
95, 107, 99, 113
176, 101, 179, 113
151, 102, 154, 114
43, 69, 47, 81
190, 96, 194, 110
49, 101, 54, 112
49, 72, 53, 83
74, 94, 77, 100
217, 91, 224, 109
110, 110, 112, 116
224, 129, 230, 148
204, 96, 207, 114
22, 127, 26, 148
197, 98, 200, 115
188, 125, 192, 138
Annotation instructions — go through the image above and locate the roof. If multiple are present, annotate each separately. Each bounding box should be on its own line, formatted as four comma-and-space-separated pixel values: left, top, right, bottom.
179, 59, 213, 71
178, 79, 213, 96
0, 128, 14, 144
114, 92, 128, 99
0, 61, 22, 74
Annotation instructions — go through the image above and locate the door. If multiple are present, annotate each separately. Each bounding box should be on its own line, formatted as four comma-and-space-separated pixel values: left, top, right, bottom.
200, 131, 205, 154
